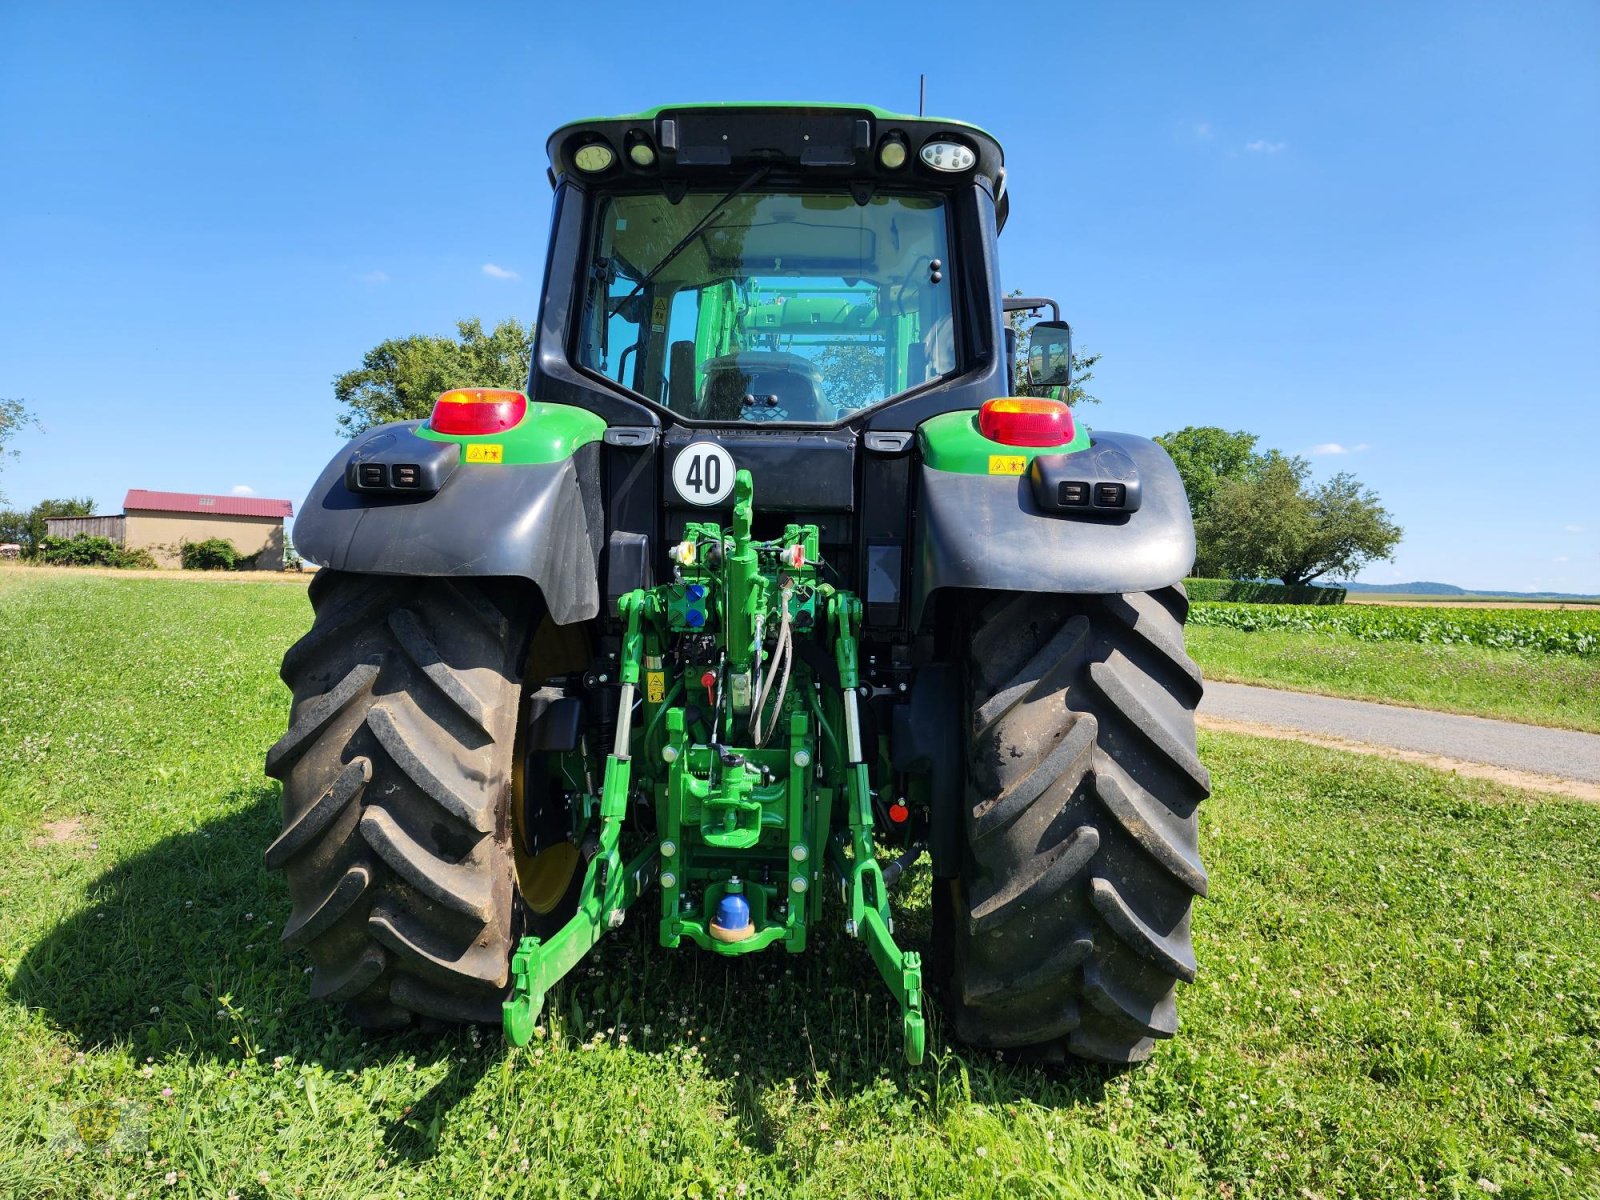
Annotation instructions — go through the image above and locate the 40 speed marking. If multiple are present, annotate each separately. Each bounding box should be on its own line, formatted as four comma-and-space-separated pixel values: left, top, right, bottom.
671, 442, 736, 506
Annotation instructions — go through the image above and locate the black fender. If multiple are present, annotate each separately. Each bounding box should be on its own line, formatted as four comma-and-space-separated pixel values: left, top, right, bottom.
293, 422, 604, 626
911, 430, 1195, 624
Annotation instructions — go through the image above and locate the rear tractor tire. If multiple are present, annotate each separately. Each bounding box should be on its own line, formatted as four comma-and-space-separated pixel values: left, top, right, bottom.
937, 586, 1210, 1064
264, 571, 529, 1029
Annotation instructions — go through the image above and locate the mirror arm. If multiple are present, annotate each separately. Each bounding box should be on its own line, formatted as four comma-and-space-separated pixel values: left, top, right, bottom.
1001, 295, 1060, 322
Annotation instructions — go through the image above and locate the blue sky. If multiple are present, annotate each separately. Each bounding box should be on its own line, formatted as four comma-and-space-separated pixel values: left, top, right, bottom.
2, 1, 1596, 591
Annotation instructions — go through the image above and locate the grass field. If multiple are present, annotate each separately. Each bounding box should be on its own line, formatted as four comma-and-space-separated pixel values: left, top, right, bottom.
2, 572, 1598, 1199
1187, 626, 1600, 733
1187, 600, 1600, 732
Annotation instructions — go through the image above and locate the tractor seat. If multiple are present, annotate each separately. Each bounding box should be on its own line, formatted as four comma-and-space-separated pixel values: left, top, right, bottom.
698, 351, 831, 423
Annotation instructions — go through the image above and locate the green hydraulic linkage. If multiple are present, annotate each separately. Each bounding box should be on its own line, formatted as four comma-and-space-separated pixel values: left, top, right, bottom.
503, 589, 660, 1045
826, 592, 926, 1065
504, 468, 925, 1064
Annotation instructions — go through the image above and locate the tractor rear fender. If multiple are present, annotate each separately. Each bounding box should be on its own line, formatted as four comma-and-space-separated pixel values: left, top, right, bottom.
911, 429, 1195, 625
293, 421, 604, 626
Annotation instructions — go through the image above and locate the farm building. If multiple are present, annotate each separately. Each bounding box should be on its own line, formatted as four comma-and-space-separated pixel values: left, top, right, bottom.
45, 489, 294, 568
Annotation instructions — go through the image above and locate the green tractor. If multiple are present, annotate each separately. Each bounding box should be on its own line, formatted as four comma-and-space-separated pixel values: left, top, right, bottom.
267, 104, 1209, 1065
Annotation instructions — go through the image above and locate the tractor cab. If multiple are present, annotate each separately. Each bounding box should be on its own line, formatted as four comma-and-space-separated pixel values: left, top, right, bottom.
532, 105, 1012, 435
525, 106, 1022, 623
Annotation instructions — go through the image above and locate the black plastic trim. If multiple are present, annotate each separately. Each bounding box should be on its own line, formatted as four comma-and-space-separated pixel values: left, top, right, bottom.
343, 426, 460, 496
910, 431, 1195, 626
1029, 443, 1143, 514
294, 422, 604, 626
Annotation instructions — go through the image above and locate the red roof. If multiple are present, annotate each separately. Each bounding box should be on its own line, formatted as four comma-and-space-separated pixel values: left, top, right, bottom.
124, 489, 293, 519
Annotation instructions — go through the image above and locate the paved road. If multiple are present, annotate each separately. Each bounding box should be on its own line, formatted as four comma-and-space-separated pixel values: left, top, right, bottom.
1200, 681, 1600, 786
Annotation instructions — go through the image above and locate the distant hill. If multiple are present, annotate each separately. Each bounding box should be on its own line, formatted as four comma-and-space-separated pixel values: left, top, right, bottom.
1344, 581, 1600, 602
1344, 581, 1465, 595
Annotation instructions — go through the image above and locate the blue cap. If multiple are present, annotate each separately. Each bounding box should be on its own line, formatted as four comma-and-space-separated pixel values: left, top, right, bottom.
712, 890, 751, 934
685, 608, 705, 628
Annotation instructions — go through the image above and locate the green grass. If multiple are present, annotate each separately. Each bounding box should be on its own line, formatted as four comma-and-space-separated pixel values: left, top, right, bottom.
2, 572, 1598, 1198
1188, 625, 1600, 733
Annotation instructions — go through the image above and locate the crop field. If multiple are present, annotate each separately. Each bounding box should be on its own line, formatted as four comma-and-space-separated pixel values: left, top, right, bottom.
1188, 601, 1600, 658
1187, 601, 1600, 731
2, 572, 1598, 1199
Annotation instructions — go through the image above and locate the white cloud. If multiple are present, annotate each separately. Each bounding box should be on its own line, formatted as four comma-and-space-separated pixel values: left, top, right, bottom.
1309, 442, 1369, 456
482, 263, 520, 281
1193, 121, 1214, 140
1554, 555, 1570, 564
1246, 139, 1286, 153
230, 484, 255, 496
1564, 524, 1585, 534
357, 270, 390, 285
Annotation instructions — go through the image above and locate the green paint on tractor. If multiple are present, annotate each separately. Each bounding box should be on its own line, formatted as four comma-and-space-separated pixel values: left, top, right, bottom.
549, 100, 998, 144
917, 409, 1092, 475
416, 401, 605, 464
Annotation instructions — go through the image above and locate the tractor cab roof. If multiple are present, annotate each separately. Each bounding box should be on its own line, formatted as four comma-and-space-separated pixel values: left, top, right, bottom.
545, 103, 1005, 196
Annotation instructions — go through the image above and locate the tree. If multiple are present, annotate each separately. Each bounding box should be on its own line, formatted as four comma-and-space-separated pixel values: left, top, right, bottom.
0, 399, 38, 503
334, 318, 532, 436
814, 343, 883, 410
0, 496, 95, 556
1200, 456, 1402, 586
1153, 426, 1272, 577
1154, 426, 1263, 522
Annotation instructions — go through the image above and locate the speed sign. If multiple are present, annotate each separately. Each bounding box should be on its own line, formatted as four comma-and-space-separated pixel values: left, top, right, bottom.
671, 442, 736, 506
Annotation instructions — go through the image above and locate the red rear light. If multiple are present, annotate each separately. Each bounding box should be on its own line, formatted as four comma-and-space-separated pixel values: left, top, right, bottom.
978, 397, 1074, 447
429, 388, 528, 435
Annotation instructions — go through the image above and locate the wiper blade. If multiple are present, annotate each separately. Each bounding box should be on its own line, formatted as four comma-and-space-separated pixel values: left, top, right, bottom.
607, 165, 770, 320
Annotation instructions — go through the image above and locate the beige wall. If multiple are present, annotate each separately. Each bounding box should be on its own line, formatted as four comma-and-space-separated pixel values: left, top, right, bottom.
124, 510, 285, 569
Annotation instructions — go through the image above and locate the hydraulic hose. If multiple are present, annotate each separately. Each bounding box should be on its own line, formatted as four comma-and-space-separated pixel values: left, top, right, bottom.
881, 843, 925, 891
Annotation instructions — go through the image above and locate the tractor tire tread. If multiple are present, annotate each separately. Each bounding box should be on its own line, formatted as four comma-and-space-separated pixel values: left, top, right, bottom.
266, 572, 525, 1032
263, 756, 371, 870
941, 585, 1208, 1063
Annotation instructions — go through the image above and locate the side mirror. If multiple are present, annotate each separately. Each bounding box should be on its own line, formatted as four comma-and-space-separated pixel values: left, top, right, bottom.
1025, 320, 1073, 392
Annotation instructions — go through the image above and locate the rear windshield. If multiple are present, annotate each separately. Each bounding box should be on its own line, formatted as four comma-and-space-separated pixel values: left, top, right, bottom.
577, 190, 956, 424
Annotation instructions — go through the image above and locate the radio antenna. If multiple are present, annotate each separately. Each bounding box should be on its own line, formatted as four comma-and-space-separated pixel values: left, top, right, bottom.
919, 74, 926, 117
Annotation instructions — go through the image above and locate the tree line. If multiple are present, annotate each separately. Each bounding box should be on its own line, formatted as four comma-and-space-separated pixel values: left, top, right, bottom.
1155, 427, 1400, 587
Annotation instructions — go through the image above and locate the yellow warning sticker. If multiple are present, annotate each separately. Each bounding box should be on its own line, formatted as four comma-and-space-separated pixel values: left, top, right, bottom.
645, 670, 666, 704
650, 297, 669, 331
465, 443, 504, 464
987, 454, 1027, 476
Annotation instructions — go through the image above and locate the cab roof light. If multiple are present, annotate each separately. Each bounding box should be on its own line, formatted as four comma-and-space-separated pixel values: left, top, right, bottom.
978, 397, 1075, 448
429, 388, 528, 436
878, 133, 908, 169
573, 141, 615, 172
919, 139, 976, 172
